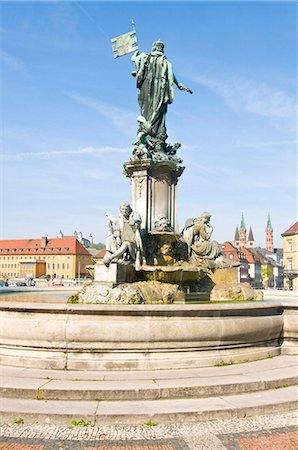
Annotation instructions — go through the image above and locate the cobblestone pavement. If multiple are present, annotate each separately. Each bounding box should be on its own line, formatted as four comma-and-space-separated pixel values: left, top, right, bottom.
0, 411, 297, 449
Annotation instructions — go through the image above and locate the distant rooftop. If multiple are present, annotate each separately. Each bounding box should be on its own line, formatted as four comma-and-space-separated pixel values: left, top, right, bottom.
281, 221, 298, 236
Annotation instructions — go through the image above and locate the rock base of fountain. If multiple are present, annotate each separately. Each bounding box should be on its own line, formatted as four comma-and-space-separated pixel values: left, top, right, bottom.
71, 280, 185, 304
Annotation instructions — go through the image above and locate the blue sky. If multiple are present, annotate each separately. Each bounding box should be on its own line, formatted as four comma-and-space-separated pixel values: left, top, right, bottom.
1, 1, 297, 247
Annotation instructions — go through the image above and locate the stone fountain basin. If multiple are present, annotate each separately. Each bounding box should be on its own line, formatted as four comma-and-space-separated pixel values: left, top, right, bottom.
0, 301, 295, 371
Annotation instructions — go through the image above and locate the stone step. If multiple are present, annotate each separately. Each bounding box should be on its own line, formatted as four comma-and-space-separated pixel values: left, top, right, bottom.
1, 355, 297, 401
0, 386, 297, 425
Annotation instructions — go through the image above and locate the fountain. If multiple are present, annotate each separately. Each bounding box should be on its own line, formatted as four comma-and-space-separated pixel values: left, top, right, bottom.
1, 29, 297, 427
1, 33, 294, 375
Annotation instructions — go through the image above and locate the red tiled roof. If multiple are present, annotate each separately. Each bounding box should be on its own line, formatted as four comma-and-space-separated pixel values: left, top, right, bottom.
0, 237, 91, 256
241, 247, 255, 264
220, 241, 241, 262
95, 248, 106, 258
281, 221, 298, 236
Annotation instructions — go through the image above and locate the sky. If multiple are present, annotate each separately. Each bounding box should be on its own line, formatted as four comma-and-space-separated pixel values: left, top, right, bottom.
1, 1, 297, 247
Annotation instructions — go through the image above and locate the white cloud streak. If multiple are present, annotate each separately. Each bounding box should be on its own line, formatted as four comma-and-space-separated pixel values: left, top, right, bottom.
1, 146, 129, 161
0, 50, 25, 71
66, 92, 136, 137
192, 75, 296, 118
239, 139, 297, 149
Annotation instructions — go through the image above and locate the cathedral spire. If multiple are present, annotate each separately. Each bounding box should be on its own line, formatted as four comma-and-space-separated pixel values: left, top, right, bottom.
266, 213, 273, 231
265, 213, 274, 252
238, 213, 247, 248
240, 212, 246, 230
248, 226, 254, 242
234, 225, 239, 241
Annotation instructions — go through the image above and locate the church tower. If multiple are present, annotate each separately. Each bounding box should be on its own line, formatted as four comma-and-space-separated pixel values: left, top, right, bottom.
239, 213, 247, 248
247, 225, 255, 248
233, 225, 240, 248
266, 213, 274, 252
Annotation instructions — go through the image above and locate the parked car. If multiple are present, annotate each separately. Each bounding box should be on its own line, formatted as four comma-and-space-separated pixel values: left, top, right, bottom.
0, 281, 8, 287
16, 282, 27, 287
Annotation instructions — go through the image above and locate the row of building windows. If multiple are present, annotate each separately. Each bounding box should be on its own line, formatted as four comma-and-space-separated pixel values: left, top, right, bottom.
1, 263, 74, 270
47, 263, 70, 270
0, 255, 89, 261
0, 247, 70, 253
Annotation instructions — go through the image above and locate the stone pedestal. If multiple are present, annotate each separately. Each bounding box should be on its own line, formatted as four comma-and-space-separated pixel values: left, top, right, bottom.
124, 159, 184, 233
94, 262, 137, 286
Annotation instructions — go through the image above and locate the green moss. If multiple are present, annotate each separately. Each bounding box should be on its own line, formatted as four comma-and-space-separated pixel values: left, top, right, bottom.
13, 418, 24, 425
69, 419, 91, 427
36, 389, 44, 400
144, 420, 158, 426
68, 294, 79, 304
215, 361, 233, 367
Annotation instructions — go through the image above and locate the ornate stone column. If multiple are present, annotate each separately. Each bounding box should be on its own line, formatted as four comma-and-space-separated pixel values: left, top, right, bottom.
124, 159, 184, 233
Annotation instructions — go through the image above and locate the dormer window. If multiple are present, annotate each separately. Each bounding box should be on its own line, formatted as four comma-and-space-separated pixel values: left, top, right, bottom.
56, 248, 61, 252
48, 248, 53, 252
34, 248, 38, 252
5, 249, 9, 253
18, 249, 23, 252
41, 248, 45, 252
26, 248, 30, 252
11, 249, 16, 253
64, 247, 69, 252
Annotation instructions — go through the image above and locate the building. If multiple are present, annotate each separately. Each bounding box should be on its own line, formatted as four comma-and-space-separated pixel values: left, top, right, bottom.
220, 241, 249, 283
241, 247, 262, 288
233, 214, 255, 249
265, 213, 274, 252
0, 236, 93, 280
94, 248, 106, 261
281, 221, 298, 290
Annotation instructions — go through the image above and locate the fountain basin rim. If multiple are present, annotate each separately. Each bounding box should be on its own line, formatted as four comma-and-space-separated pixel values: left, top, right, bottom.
0, 300, 287, 317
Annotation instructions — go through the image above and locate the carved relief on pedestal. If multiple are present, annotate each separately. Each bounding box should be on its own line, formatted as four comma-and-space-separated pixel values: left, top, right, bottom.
135, 177, 144, 198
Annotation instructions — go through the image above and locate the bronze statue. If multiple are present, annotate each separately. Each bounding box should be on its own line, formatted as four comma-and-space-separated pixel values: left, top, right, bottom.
132, 40, 192, 150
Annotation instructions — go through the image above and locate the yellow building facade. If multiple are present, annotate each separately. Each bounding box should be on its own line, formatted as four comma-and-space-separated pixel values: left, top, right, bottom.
0, 237, 93, 281
282, 221, 298, 290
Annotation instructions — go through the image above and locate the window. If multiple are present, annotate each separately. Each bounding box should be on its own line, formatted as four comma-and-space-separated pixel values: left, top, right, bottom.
52, 264, 55, 270
288, 241, 293, 252
57, 263, 60, 270
62, 263, 65, 270
47, 263, 50, 269
288, 259, 293, 270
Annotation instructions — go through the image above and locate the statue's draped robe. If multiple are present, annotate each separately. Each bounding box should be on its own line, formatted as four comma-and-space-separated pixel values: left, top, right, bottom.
134, 52, 174, 139
182, 218, 221, 261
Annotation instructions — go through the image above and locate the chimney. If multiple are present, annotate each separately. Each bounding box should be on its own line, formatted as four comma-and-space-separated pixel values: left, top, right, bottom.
41, 236, 48, 248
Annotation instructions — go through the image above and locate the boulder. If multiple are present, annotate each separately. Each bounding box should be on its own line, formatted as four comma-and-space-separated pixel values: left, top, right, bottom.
210, 282, 263, 302
69, 280, 185, 304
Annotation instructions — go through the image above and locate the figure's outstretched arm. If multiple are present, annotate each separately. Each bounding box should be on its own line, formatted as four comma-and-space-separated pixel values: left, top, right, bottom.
131, 50, 140, 63
173, 74, 193, 94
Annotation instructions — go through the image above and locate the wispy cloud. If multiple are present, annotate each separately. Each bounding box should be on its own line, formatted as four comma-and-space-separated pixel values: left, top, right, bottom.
192, 75, 296, 118
1, 146, 129, 161
66, 92, 136, 137
0, 50, 25, 71
239, 139, 297, 149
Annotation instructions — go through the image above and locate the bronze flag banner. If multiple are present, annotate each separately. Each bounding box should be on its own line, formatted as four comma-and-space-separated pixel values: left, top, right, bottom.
111, 22, 138, 58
